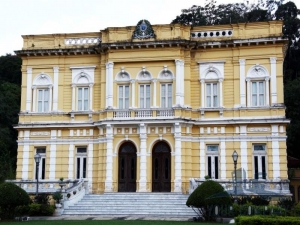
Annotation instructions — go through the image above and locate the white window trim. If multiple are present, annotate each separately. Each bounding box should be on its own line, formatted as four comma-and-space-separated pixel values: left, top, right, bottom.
76, 147, 87, 179
253, 144, 267, 180
77, 86, 90, 111
160, 83, 173, 108
139, 84, 151, 108
118, 84, 130, 109
206, 145, 219, 179
35, 148, 46, 180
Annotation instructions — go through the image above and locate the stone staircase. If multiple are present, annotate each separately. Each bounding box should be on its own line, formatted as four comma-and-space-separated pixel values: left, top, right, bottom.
62, 193, 197, 218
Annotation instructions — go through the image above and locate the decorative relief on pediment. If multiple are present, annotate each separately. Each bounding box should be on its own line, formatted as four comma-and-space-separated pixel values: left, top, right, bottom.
34, 73, 52, 86
158, 65, 173, 79
137, 66, 151, 80
132, 20, 155, 39
247, 64, 269, 78
116, 67, 130, 81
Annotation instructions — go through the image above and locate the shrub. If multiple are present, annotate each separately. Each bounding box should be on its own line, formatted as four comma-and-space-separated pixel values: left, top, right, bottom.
28, 203, 54, 216
186, 180, 231, 220
35, 193, 50, 205
278, 197, 294, 211
0, 182, 30, 219
52, 191, 63, 203
235, 215, 300, 225
235, 195, 270, 206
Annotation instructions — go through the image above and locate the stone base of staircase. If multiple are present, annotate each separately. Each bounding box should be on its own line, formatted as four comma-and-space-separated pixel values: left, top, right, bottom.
62, 193, 197, 219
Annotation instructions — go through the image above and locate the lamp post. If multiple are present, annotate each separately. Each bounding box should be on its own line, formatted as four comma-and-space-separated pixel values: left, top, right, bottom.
232, 150, 238, 203
34, 153, 41, 201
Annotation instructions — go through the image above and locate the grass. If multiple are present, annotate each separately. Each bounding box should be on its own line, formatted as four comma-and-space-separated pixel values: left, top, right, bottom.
1, 220, 221, 225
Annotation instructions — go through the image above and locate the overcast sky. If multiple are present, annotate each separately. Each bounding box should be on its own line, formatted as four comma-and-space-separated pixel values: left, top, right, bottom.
0, 0, 299, 56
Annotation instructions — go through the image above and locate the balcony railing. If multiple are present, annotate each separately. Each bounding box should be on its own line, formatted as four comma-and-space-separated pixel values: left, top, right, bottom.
113, 109, 174, 118
190, 178, 291, 197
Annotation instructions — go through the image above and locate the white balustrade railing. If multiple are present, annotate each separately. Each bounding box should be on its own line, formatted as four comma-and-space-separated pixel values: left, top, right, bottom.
135, 110, 153, 117
6, 179, 77, 193
189, 178, 291, 197
63, 178, 88, 209
113, 110, 131, 118
157, 109, 174, 117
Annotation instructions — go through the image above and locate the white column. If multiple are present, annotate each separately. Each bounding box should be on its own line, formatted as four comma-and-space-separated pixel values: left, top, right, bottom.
270, 57, 277, 104
265, 77, 270, 106
200, 140, 205, 179
180, 60, 185, 106
105, 64, 109, 108
220, 140, 226, 179
105, 124, 114, 192
49, 85, 53, 111
53, 67, 59, 111
152, 79, 157, 107
201, 80, 205, 108
271, 125, 280, 178
71, 84, 75, 111
32, 86, 37, 112
22, 130, 30, 179
131, 80, 135, 108
174, 122, 182, 192
49, 130, 57, 179
89, 84, 93, 110
175, 59, 182, 106
106, 62, 114, 108
26, 68, 32, 111
139, 123, 147, 192
88, 143, 93, 193
240, 125, 248, 180
68, 137, 74, 179
246, 79, 251, 107
239, 59, 246, 106
219, 79, 223, 107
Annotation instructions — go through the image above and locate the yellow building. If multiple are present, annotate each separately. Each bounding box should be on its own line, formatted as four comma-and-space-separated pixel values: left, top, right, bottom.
14, 20, 289, 194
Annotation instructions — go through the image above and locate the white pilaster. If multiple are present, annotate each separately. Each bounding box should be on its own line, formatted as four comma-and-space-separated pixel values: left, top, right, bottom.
239, 59, 246, 106
246, 79, 250, 107
175, 59, 183, 106
265, 77, 270, 106
71, 84, 75, 111
89, 84, 93, 110
105, 64, 109, 108
201, 80, 205, 108
26, 68, 32, 111
180, 60, 185, 106
22, 130, 30, 179
200, 140, 205, 179
49, 130, 57, 179
270, 57, 277, 104
219, 79, 223, 107
174, 122, 182, 192
131, 80, 135, 108
106, 62, 114, 109
139, 123, 147, 192
272, 125, 280, 178
220, 140, 226, 179
240, 125, 248, 179
68, 139, 74, 179
32, 86, 37, 112
49, 85, 53, 111
152, 79, 157, 107
105, 124, 114, 192
88, 143, 93, 192
53, 67, 59, 111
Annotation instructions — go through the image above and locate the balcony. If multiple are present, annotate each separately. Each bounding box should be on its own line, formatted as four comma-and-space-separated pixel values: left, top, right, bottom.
111, 109, 175, 119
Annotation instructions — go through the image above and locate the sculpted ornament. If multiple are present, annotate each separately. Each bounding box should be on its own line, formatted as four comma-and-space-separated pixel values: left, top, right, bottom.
132, 20, 155, 39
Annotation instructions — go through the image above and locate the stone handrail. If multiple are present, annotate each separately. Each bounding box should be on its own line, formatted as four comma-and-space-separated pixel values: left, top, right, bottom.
190, 178, 291, 197
62, 178, 88, 209
6, 179, 78, 194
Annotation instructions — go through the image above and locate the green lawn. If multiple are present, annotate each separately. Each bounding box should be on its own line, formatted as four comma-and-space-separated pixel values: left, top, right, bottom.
1, 220, 221, 225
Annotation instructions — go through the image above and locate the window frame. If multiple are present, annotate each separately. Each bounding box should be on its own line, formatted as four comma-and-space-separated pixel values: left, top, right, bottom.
160, 83, 173, 108
35, 147, 46, 180
205, 82, 219, 108
206, 144, 219, 179
253, 144, 267, 179
76, 147, 87, 179
118, 84, 130, 109
139, 84, 151, 108
251, 80, 266, 107
37, 88, 50, 112
77, 86, 89, 111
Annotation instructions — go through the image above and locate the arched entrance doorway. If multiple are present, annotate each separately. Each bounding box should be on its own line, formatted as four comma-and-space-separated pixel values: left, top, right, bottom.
118, 142, 136, 192
152, 141, 171, 192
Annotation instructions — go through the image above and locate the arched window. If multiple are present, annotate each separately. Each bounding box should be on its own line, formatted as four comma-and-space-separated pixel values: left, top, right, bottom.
198, 61, 225, 108
32, 73, 53, 112
246, 64, 270, 107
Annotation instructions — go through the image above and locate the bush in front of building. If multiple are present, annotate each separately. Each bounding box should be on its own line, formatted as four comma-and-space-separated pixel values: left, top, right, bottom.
186, 180, 232, 220
0, 182, 30, 219
235, 215, 300, 225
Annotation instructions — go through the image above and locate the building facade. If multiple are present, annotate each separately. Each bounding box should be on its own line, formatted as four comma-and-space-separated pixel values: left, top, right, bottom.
15, 20, 289, 194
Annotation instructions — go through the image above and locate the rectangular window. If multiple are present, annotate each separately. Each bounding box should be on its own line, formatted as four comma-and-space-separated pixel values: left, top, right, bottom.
253, 144, 267, 179
76, 147, 87, 179
161, 83, 172, 108
118, 85, 129, 109
78, 87, 89, 111
35, 148, 46, 180
37, 89, 49, 112
251, 81, 265, 106
206, 145, 219, 179
140, 84, 151, 108
206, 83, 218, 107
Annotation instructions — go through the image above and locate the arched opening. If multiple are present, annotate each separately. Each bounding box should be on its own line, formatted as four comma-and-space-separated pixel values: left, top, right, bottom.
152, 141, 171, 192
118, 142, 137, 192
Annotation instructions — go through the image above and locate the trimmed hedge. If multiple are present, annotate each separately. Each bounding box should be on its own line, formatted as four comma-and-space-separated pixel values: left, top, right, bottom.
235, 216, 300, 225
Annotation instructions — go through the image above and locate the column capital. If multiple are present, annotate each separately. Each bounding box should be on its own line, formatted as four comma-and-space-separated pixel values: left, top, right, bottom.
265, 77, 270, 81
130, 79, 136, 84
31, 85, 36, 90
239, 59, 246, 65
27, 67, 32, 73
152, 78, 157, 83
106, 62, 114, 68
219, 78, 224, 83
270, 57, 277, 64
53, 66, 59, 73
175, 59, 184, 65
89, 83, 94, 87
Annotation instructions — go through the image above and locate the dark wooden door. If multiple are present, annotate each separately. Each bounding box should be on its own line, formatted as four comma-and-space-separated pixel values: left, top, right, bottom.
118, 143, 136, 192
152, 142, 171, 192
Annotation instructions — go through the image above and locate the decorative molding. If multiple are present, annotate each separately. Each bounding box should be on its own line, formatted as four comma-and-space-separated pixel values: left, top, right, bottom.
31, 132, 50, 136
248, 127, 270, 132
191, 30, 233, 38
64, 37, 101, 45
